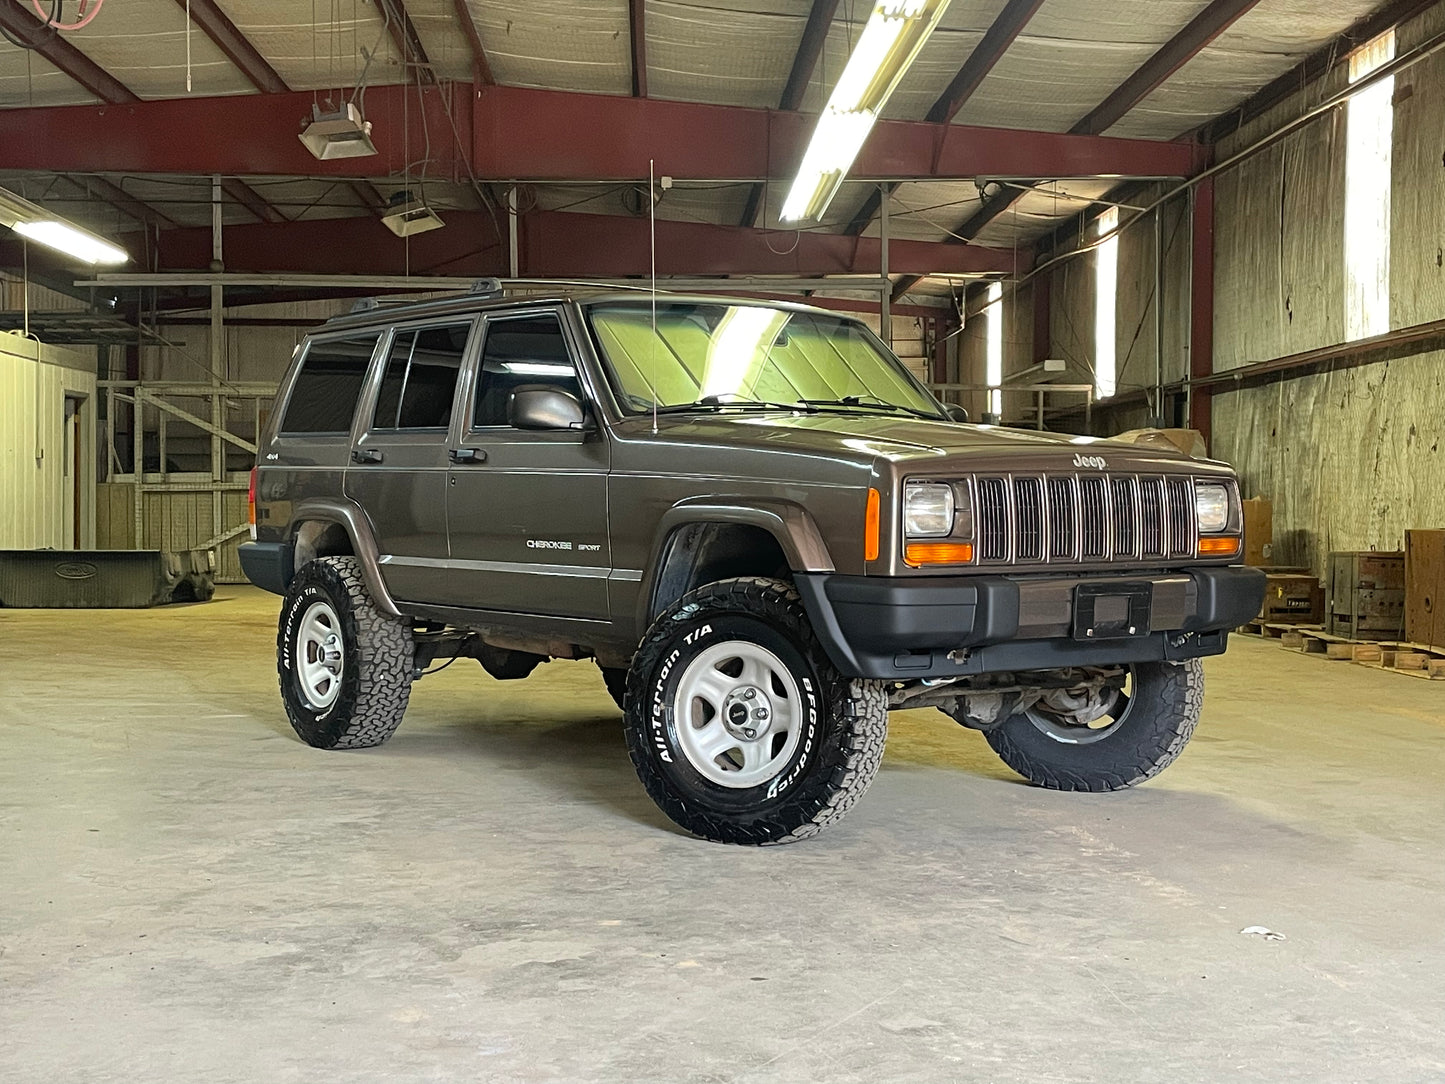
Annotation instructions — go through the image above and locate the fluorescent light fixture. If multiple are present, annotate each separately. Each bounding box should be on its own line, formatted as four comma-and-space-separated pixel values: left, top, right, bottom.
381, 195, 445, 238
780, 0, 951, 223
299, 102, 378, 161
0, 186, 128, 265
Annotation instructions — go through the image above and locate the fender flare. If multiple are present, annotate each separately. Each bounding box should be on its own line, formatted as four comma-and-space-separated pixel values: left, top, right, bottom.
636, 498, 835, 631
288, 498, 403, 617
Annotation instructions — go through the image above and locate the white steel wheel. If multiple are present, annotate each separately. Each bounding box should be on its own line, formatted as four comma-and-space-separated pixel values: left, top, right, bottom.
672, 640, 802, 789
295, 600, 345, 710
1022, 670, 1135, 746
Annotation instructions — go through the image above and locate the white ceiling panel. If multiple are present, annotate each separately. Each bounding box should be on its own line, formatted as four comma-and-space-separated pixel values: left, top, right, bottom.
462, 0, 631, 96
0, 48, 98, 108
224, 0, 395, 93
646, 0, 812, 108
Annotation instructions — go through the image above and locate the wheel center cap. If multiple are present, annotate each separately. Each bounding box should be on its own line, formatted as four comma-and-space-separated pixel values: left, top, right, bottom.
721, 686, 770, 740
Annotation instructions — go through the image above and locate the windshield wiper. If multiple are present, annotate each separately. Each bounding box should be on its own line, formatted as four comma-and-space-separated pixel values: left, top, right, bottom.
651, 395, 819, 415
798, 396, 941, 419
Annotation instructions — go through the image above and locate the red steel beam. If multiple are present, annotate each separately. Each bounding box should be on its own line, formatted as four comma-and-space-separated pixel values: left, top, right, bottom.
0, 84, 1201, 182
1188, 177, 1214, 442
171, 0, 289, 95
124, 209, 1016, 278
740, 0, 840, 226
628, 0, 648, 97
1070, 0, 1261, 136
451, 0, 496, 85
0, 0, 137, 102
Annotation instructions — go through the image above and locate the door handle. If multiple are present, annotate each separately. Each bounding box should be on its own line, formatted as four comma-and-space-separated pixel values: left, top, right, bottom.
351, 448, 384, 464
449, 447, 486, 464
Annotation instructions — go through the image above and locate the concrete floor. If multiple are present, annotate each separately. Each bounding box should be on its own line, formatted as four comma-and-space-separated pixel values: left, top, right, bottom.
1, 587, 1443, 1083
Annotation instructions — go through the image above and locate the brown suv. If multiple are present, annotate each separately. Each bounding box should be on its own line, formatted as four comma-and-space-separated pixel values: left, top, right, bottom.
241, 285, 1264, 845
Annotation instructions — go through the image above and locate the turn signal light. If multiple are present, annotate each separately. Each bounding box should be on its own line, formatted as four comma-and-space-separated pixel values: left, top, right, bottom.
1198, 536, 1241, 557
864, 488, 881, 561
904, 541, 974, 566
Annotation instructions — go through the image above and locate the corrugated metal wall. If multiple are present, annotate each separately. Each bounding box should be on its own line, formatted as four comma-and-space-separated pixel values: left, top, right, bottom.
0, 332, 97, 549
1208, 4, 1445, 573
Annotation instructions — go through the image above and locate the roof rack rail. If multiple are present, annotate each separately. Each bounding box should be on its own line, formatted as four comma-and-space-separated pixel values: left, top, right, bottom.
469, 277, 504, 298
349, 297, 381, 313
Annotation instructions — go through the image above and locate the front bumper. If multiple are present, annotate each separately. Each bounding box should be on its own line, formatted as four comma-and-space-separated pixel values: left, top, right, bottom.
795, 566, 1266, 679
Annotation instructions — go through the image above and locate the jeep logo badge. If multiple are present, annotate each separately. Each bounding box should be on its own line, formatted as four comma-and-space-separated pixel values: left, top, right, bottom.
1073, 453, 1107, 470
55, 562, 99, 580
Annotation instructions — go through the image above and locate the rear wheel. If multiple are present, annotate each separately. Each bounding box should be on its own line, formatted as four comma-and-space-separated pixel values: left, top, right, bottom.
624, 577, 888, 845
277, 556, 414, 749
984, 659, 1203, 791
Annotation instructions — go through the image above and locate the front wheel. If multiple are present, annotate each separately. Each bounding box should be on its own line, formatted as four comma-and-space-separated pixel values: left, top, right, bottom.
984, 659, 1203, 791
623, 577, 888, 845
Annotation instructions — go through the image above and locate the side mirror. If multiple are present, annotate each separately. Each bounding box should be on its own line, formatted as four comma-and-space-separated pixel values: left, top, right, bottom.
509, 386, 588, 430
944, 403, 969, 424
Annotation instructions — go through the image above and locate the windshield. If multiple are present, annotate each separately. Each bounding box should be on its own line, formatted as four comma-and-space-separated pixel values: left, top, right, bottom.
585, 301, 944, 418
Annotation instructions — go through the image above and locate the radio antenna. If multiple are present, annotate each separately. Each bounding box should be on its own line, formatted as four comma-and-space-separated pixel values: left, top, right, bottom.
650, 158, 659, 434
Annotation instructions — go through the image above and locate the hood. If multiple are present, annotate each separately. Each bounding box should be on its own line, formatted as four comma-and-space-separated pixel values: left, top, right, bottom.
611, 412, 1221, 474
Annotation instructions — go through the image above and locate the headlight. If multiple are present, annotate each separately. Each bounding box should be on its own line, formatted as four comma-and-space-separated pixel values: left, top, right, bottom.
1195, 483, 1230, 534
904, 483, 954, 537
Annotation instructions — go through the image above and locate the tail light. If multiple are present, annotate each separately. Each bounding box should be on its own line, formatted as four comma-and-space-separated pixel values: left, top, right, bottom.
248, 468, 258, 540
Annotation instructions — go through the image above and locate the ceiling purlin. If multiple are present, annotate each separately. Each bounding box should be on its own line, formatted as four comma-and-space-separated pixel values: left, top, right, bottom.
901, 0, 1269, 295
170, 0, 289, 95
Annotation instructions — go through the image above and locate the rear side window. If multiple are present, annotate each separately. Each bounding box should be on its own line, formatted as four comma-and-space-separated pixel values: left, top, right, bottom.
473, 314, 581, 428
280, 334, 380, 434
372, 322, 471, 431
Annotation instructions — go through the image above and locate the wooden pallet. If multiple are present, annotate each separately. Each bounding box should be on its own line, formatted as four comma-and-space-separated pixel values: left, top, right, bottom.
1277, 627, 1445, 680
1237, 620, 1320, 639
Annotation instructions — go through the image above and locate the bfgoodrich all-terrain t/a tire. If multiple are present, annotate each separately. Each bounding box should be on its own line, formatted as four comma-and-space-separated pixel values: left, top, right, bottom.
624, 577, 888, 845
984, 658, 1204, 791
278, 556, 415, 750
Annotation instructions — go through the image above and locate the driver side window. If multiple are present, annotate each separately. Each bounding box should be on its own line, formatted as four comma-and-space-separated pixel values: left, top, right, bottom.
473, 313, 582, 428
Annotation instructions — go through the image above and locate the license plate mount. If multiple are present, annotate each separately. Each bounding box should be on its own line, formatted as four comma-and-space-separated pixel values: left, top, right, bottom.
1073, 582, 1153, 640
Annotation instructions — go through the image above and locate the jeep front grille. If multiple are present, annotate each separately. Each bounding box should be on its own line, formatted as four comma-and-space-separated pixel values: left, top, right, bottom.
970, 473, 1196, 565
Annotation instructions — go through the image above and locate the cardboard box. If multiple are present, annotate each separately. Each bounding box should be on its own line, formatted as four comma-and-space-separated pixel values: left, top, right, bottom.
1242, 498, 1272, 567
1405, 529, 1445, 649
1259, 573, 1323, 624
1114, 428, 1208, 458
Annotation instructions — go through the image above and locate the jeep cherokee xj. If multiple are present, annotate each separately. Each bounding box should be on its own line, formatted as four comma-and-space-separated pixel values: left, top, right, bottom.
240, 288, 1265, 844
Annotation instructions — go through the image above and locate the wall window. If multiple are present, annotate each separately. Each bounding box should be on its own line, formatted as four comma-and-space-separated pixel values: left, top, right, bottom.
1344, 29, 1395, 342
1094, 206, 1119, 400
985, 281, 1003, 418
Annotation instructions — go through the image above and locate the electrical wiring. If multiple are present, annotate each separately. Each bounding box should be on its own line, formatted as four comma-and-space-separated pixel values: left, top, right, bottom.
30, 0, 103, 31
1, 0, 57, 49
